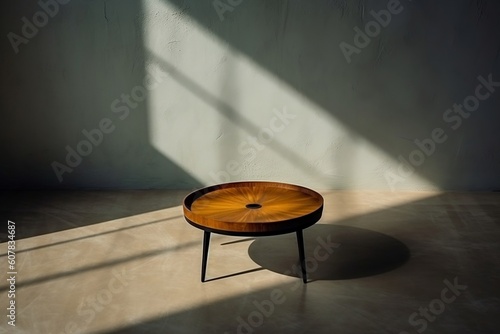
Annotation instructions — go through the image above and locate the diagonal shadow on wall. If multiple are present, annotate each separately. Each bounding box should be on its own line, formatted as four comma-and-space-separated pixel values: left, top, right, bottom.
0, 1, 204, 237
0, 0, 202, 192
161, 0, 500, 190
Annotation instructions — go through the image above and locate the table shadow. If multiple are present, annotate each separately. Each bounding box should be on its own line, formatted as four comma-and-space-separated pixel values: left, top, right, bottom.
248, 224, 410, 281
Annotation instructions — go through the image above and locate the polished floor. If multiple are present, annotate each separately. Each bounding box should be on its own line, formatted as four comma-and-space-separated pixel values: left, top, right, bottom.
1, 190, 499, 334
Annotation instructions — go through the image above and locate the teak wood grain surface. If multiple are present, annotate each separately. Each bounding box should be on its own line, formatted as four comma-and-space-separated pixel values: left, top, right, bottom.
183, 181, 324, 235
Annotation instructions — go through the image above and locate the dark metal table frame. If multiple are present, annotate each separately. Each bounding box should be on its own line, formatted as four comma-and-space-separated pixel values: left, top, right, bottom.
183, 221, 311, 283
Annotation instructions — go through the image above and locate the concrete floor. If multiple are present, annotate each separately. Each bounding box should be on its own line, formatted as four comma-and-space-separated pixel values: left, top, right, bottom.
1, 190, 499, 334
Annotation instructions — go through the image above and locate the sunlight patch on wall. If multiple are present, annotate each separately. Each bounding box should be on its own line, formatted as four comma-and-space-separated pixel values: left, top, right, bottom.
140, 0, 436, 191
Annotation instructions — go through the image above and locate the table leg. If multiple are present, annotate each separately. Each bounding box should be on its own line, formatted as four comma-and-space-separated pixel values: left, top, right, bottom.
296, 229, 307, 283
201, 231, 211, 282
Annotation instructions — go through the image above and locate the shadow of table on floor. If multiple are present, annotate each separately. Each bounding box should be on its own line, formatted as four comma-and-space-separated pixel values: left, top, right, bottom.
248, 224, 410, 281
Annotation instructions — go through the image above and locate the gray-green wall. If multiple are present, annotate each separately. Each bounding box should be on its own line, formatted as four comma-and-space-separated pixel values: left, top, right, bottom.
1, 0, 499, 190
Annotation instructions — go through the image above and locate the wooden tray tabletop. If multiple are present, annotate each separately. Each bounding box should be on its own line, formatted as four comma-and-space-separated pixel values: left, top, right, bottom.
183, 181, 324, 235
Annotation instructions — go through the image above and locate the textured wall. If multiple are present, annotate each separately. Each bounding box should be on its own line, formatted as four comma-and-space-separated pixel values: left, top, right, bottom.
1, 0, 499, 190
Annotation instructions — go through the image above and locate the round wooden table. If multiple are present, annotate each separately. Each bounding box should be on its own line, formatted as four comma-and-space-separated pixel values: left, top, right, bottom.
183, 181, 324, 283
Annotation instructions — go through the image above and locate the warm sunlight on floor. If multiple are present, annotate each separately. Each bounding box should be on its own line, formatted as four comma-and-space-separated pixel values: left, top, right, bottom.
2, 190, 499, 333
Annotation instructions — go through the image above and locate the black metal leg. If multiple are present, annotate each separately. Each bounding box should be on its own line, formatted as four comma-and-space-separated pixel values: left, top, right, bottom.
201, 231, 211, 282
296, 229, 307, 283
